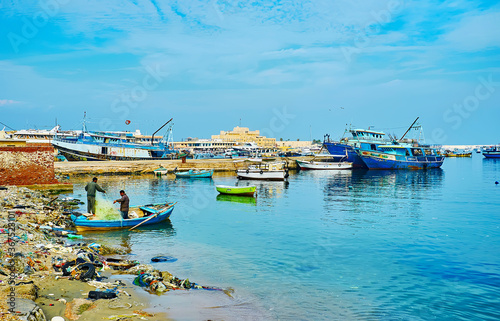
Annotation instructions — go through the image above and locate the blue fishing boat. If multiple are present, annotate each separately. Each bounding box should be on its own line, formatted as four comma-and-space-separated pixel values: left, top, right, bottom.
356, 144, 444, 169
71, 203, 175, 232
323, 128, 389, 168
174, 169, 214, 178
355, 118, 444, 170
483, 145, 500, 158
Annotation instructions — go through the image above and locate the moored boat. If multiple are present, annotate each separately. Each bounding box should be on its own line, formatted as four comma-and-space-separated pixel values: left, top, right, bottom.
236, 161, 289, 181
53, 116, 176, 161
356, 144, 444, 169
483, 145, 500, 158
296, 154, 353, 170
323, 128, 390, 168
71, 202, 174, 232
153, 166, 168, 176
216, 185, 256, 196
174, 169, 214, 178
443, 150, 472, 157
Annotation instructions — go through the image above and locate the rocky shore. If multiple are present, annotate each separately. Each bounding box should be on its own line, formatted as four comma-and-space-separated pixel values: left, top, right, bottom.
0, 186, 230, 321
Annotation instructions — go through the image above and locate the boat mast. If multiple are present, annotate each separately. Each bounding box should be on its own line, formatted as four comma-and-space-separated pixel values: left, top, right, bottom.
82, 112, 88, 133
399, 117, 419, 142
151, 118, 173, 145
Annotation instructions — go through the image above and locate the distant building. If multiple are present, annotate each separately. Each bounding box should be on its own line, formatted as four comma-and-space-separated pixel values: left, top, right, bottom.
173, 139, 234, 151
211, 126, 276, 148
276, 141, 313, 149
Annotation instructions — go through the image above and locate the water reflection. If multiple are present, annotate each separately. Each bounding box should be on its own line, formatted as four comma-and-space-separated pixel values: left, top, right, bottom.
216, 194, 257, 205
321, 169, 445, 224
324, 169, 444, 196
78, 220, 175, 252
482, 157, 500, 172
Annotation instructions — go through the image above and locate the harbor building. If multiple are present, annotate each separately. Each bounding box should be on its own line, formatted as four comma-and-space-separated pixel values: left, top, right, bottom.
173, 138, 235, 152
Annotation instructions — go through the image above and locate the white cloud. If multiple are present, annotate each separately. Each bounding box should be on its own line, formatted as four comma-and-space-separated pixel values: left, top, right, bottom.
442, 10, 500, 51
0, 99, 20, 106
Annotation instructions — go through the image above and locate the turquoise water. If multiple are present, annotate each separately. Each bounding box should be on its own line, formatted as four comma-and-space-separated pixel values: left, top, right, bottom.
69, 156, 500, 320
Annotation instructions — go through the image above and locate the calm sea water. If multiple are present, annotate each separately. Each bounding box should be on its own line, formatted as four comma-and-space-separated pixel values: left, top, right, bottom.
68, 155, 500, 320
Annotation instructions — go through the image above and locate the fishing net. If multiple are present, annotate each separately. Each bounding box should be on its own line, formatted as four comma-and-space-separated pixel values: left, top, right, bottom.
94, 196, 122, 221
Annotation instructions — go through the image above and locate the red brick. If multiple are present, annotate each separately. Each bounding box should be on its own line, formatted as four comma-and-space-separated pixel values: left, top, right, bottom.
0, 146, 59, 185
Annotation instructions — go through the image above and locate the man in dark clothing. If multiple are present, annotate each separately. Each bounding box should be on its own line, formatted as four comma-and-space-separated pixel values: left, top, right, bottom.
114, 190, 130, 219
85, 177, 106, 214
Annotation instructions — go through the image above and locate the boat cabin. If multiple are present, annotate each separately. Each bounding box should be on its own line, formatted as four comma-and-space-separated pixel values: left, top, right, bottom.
248, 162, 286, 171
348, 129, 387, 151
484, 145, 500, 152
377, 145, 437, 157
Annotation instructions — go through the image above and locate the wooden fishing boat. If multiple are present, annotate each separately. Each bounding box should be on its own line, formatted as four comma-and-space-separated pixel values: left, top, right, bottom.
236, 161, 289, 181
216, 185, 256, 196
153, 166, 168, 176
443, 150, 472, 157
296, 157, 353, 170
71, 203, 175, 232
174, 169, 213, 178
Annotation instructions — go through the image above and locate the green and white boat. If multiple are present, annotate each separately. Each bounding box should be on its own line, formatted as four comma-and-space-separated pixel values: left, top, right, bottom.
216, 185, 256, 196
174, 169, 213, 178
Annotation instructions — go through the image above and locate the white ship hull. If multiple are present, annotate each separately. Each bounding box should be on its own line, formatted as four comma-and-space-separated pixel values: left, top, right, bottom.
52, 139, 171, 161
296, 160, 353, 170
236, 169, 287, 181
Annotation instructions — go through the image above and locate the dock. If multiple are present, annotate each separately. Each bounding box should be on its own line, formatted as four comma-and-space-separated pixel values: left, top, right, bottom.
54, 158, 306, 176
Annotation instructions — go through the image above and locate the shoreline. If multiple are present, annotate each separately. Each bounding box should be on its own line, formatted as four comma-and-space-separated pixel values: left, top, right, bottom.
0, 186, 247, 321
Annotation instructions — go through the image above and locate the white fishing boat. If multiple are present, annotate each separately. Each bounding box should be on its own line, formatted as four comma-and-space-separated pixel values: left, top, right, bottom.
236, 161, 289, 181
296, 158, 353, 170
153, 166, 169, 176
296, 145, 352, 170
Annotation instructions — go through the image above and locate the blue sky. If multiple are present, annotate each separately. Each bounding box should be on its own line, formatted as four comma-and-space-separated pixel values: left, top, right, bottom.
1, 0, 499, 144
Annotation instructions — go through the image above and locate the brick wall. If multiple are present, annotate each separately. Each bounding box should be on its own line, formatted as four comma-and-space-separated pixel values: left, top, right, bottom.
0, 146, 59, 185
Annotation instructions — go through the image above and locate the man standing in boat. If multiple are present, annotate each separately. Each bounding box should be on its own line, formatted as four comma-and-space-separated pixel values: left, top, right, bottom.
85, 177, 106, 214
114, 190, 129, 219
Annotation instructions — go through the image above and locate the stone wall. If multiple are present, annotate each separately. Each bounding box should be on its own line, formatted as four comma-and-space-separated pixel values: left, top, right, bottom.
0, 146, 58, 185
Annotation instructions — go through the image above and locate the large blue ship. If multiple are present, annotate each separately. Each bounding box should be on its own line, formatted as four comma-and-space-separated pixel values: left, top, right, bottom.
324, 118, 444, 170
354, 118, 444, 169
356, 143, 444, 169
